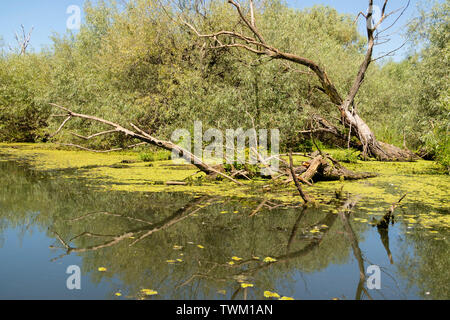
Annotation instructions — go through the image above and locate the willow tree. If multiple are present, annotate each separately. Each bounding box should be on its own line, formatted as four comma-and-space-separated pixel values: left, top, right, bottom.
182, 0, 416, 161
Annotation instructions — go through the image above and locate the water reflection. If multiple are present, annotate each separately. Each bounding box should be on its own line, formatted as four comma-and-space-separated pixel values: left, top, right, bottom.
0, 161, 448, 300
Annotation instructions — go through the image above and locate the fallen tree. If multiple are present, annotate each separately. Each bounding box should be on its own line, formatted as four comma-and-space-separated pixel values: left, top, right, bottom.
181, 0, 417, 161
49, 103, 376, 201
49, 103, 243, 185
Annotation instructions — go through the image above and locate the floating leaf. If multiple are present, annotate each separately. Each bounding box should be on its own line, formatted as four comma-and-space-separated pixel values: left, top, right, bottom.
115, 292, 122, 297
228, 261, 235, 266
279, 296, 294, 300
241, 283, 254, 288
217, 290, 227, 295
197, 245, 205, 249
231, 256, 243, 261
166, 260, 176, 263
263, 257, 277, 263
141, 289, 158, 296
264, 291, 280, 298
98, 267, 107, 272
173, 245, 183, 250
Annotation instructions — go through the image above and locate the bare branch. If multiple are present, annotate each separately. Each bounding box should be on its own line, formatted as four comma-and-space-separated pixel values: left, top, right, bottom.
50, 116, 72, 138
372, 40, 408, 62
49, 103, 243, 185
72, 130, 118, 140
210, 43, 267, 55
228, 0, 266, 44
14, 24, 34, 55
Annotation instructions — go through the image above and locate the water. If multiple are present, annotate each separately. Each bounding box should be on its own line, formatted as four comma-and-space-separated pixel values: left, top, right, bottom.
0, 160, 448, 300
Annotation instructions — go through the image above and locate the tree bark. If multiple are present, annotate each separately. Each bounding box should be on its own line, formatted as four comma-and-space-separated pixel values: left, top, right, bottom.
343, 110, 417, 161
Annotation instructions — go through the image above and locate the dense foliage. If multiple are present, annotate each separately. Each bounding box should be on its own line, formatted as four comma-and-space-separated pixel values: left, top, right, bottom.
0, 0, 448, 170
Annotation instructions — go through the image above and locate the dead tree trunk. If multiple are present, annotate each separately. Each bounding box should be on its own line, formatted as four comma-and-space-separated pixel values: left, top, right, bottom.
183, 0, 416, 161
282, 152, 377, 185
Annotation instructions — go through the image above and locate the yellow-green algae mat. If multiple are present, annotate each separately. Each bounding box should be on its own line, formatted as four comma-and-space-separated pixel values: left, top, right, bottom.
1, 143, 449, 232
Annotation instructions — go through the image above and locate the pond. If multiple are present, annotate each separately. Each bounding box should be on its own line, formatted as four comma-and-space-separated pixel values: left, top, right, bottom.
0, 146, 449, 300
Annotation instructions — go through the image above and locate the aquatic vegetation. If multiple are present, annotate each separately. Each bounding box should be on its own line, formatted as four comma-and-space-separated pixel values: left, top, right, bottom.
2, 144, 447, 213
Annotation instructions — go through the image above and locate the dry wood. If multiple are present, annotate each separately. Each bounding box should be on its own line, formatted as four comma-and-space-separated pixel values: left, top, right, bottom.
49, 103, 243, 185
377, 193, 407, 229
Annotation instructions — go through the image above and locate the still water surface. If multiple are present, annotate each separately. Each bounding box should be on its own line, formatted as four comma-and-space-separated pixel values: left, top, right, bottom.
0, 160, 448, 300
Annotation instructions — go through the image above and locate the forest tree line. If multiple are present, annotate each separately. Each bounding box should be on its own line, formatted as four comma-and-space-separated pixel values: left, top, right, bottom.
0, 0, 448, 171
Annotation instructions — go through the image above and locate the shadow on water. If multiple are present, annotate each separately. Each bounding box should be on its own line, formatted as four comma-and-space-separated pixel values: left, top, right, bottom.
0, 160, 448, 300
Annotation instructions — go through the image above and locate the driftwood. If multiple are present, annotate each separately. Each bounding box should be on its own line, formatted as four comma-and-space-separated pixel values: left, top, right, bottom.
283, 153, 377, 186
376, 193, 407, 229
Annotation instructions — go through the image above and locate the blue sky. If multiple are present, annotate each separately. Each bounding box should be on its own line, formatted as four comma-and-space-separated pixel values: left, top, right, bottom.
0, 0, 436, 61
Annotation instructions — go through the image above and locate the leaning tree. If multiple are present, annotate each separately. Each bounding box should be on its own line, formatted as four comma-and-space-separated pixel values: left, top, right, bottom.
181, 0, 416, 161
